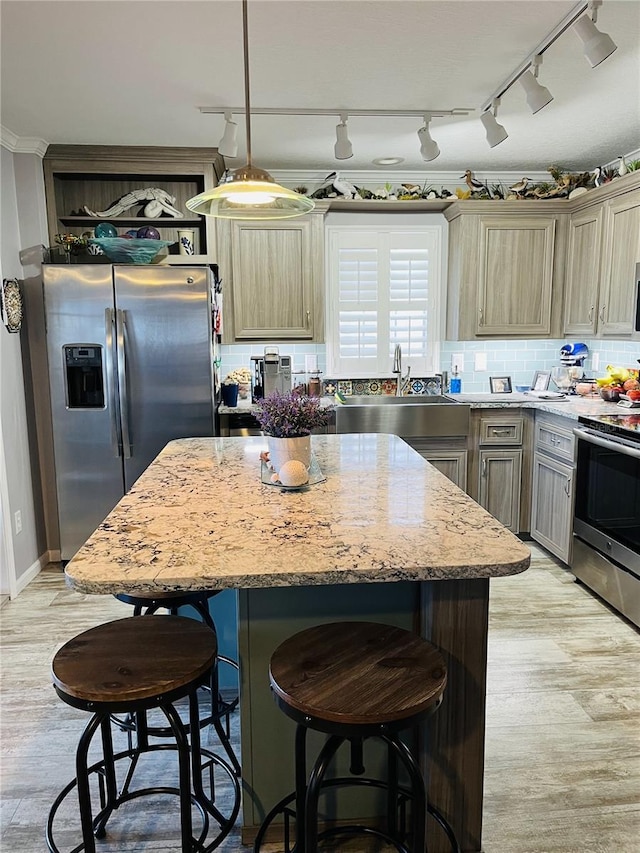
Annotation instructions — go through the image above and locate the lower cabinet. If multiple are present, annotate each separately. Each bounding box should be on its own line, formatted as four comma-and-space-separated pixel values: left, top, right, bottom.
406, 438, 468, 491
530, 412, 576, 564
530, 452, 574, 563
478, 449, 522, 533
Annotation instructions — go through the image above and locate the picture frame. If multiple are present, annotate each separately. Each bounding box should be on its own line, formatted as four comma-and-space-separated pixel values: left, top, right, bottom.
531, 370, 551, 392
489, 376, 512, 394
1, 278, 23, 334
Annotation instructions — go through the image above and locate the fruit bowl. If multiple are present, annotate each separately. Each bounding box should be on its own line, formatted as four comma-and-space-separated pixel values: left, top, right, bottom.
88, 237, 173, 264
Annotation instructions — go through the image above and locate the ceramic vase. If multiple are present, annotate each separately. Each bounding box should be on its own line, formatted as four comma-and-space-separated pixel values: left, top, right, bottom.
178, 229, 195, 256
267, 435, 311, 473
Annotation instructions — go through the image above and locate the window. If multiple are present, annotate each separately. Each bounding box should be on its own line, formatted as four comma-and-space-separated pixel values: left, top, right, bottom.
326, 215, 444, 377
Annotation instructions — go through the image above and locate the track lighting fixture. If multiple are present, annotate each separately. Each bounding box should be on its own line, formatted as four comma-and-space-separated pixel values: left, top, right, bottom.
520, 55, 554, 114
573, 1, 617, 67
480, 1, 617, 143
218, 112, 238, 158
334, 114, 353, 160
417, 113, 440, 162
480, 99, 508, 148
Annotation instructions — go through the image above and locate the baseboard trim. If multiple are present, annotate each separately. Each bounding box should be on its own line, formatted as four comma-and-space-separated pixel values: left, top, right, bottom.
15, 552, 48, 595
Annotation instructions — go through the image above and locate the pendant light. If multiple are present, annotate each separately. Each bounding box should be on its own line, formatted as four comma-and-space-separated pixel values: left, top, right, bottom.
186, 0, 314, 220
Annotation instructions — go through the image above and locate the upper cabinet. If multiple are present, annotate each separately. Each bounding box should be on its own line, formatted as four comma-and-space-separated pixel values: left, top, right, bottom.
563, 173, 640, 338
43, 145, 224, 262
217, 213, 326, 342
445, 202, 567, 339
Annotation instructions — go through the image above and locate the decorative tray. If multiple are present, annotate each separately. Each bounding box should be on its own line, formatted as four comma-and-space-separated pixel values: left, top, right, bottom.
261, 454, 326, 490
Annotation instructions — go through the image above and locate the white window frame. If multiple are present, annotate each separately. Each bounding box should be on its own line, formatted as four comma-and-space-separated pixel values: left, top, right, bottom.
325, 213, 445, 378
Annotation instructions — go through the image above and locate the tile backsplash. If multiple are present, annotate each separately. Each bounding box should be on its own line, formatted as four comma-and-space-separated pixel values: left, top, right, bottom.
220, 339, 638, 394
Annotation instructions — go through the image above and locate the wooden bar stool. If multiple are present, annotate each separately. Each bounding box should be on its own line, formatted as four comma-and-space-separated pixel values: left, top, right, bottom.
113, 590, 240, 775
253, 621, 460, 853
46, 615, 240, 853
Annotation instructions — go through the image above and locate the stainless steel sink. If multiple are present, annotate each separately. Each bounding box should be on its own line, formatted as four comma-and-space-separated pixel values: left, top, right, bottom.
334, 396, 470, 437
340, 395, 453, 405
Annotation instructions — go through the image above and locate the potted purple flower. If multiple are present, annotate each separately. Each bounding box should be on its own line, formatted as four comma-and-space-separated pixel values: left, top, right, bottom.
255, 391, 332, 473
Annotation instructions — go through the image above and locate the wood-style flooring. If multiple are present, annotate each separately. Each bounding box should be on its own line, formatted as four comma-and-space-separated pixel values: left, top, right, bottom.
1, 544, 639, 852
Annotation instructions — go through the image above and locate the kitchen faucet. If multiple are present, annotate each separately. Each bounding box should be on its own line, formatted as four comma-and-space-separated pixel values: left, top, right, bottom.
392, 345, 411, 396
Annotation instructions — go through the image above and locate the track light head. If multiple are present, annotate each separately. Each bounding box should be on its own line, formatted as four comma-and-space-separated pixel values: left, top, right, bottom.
417, 113, 440, 162
520, 56, 554, 113
334, 114, 353, 160
480, 100, 508, 148
573, 7, 617, 67
218, 112, 239, 158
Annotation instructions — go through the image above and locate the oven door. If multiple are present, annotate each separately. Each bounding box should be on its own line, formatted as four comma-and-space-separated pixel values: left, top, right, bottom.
573, 427, 640, 578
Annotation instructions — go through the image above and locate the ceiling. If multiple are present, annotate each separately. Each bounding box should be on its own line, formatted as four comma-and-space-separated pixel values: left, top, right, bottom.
1, 0, 639, 180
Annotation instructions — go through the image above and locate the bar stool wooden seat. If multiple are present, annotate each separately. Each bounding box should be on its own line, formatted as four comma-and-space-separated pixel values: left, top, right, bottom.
254, 621, 460, 853
46, 615, 240, 853
113, 589, 240, 774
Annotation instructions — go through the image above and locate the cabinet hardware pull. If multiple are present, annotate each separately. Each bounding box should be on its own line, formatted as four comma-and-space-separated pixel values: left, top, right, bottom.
550, 436, 560, 445
600, 305, 606, 321
492, 428, 511, 436
306, 309, 310, 328
564, 479, 571, 497
478, 307, 483, 325
588, 306, 594, 323
482, 459, 487, 477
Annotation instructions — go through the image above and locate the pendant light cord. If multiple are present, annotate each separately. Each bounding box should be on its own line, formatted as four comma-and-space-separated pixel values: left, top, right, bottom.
242, 0, 252, 168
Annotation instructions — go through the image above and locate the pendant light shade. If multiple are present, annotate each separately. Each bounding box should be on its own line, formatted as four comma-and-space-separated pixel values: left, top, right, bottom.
187, 0, 313, 220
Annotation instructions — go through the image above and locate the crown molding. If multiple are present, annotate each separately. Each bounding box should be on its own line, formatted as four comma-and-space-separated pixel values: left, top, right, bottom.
0, 126, 48, 158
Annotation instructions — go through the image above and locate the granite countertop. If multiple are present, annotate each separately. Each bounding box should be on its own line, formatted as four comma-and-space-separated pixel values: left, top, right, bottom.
65, 434, 530, 595
219, 393, 623, 420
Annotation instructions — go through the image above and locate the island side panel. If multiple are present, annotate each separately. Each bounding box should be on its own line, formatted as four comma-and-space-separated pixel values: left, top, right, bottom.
237, 581, 420, 844
421, 577, 490, 853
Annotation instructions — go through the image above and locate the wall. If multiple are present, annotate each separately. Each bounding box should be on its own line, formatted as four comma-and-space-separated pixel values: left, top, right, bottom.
220, 338, 638, 394
0, 147, 44, 593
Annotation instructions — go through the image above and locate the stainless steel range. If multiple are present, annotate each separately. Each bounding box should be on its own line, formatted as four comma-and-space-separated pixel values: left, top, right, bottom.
572, 413, 640, 627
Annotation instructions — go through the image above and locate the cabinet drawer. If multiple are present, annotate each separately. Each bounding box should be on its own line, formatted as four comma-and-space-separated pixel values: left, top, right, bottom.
535, 418, 575, 463
479, 417, 523, 445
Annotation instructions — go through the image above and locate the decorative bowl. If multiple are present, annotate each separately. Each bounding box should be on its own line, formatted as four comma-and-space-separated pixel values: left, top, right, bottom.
599, 386, 622, 403
88, 237, 173, 264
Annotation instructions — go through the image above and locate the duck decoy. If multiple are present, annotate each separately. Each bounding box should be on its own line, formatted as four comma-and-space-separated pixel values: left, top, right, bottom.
508, 177, 530, 196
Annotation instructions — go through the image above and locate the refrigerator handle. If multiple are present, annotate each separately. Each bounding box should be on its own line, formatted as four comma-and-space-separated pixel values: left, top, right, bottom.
116, 309, 132, 459
105, 308, 122, 458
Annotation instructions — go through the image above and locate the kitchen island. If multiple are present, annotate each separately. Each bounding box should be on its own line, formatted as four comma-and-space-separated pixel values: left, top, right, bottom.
65, 433, 530, 852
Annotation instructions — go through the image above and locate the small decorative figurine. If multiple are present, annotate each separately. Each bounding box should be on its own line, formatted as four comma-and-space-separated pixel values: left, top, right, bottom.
83, 188, 184, 218
462, 170, 491, 197
618, 155, 628, 176
508, 177, 530, 197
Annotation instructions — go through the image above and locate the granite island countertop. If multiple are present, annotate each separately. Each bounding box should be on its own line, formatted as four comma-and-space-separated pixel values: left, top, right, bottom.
65, 433, 530, 595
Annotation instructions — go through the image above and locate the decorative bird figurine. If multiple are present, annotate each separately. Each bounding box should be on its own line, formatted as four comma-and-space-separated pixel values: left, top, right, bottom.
592, 166, 604, 188
618, 155, 628, 176
461, 170, 491, 196
331, 172, 362, 200
508, 177, 530, 196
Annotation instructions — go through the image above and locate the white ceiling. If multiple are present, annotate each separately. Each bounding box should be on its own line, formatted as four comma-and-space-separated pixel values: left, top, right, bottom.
1, 0, 639, 179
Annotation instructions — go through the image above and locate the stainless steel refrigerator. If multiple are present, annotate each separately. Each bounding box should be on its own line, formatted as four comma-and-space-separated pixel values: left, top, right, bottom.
43, 264, 216, 561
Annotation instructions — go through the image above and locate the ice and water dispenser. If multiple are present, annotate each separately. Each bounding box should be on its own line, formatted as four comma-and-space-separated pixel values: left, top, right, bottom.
64, 345, 104, 408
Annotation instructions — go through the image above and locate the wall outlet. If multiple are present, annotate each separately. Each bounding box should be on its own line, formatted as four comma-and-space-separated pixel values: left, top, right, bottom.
592, 353, 600, 371
452, 353, 464, 373
475, 352, 488, 371
14, 510, 22, 535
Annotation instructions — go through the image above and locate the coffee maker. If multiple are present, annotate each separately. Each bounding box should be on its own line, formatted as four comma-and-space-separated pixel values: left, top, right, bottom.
251, 347, 292, 401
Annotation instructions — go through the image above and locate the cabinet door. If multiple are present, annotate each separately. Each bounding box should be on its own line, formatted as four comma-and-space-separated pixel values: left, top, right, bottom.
230, 218, 321, 340
599, 193, 640, 336
478, 449, 522, 533
423, 450, 468, 491
477, 217, 555, 335
530, 453, 574, 564
563, 206, 603, 336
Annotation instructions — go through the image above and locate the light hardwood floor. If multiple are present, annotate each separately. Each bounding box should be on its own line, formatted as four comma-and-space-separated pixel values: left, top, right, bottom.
1, 544, 639, 852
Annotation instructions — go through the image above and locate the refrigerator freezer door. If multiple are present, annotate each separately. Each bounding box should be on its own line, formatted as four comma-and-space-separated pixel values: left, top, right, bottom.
43, 265, 125, 560
113, 266, 215, 489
